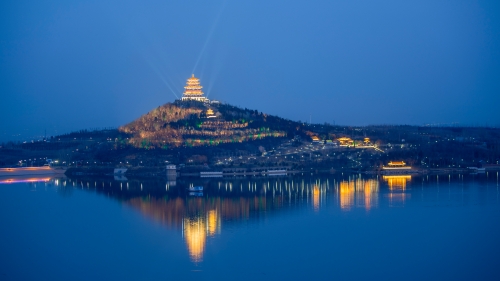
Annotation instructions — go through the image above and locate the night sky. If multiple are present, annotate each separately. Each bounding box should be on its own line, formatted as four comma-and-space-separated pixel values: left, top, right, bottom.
1, 0, 499, 141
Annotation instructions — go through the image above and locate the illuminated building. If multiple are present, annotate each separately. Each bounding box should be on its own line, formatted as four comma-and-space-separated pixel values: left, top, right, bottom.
181, 74, 208, 102
386, 161, 409, 168
311, 136, 321, 143
337, 137, 354, 147
206, 108, 216, 118
382, 161, 415, 174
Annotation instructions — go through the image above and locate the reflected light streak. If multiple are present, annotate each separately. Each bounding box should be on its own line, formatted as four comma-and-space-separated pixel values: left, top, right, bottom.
383, 175, 411, 190
340, 181, 355, 210
183, 217, 206, 262
363, 180, 378, 210
313, 185, 320, 211
207, 210, 219, 236
340, 179, 379, 211
0, 177, 51, 184
383, 176, 411, 206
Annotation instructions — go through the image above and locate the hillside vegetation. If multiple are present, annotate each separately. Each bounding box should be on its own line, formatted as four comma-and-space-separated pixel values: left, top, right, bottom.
119, 100, 305, 148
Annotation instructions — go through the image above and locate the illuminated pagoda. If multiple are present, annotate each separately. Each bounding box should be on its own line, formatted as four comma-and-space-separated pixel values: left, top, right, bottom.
181, 74, 208, 102
206, 108, 216, 118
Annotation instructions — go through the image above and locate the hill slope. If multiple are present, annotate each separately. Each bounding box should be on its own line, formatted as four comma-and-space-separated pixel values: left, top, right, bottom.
119, 100, 306, 148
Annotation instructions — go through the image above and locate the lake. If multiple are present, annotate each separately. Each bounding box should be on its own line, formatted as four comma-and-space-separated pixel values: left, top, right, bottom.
1, 172, 499, 280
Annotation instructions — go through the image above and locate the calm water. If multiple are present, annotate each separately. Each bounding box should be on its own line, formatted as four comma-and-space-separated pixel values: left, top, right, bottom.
1, 173, 500, 280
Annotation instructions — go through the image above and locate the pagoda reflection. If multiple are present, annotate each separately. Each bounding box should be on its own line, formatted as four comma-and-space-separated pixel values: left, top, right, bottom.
182, 209, 221, 262
63, 176, 381, 262
183, 216, 207, 262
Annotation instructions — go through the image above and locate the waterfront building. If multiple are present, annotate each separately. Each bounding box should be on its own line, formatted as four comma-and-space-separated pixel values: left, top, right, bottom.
385, 161, 411, 168
181, 74, 208, 102
382, 161, 417, 174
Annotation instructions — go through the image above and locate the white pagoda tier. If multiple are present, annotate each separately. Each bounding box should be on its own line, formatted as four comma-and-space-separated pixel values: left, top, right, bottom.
181, 74, 208, 102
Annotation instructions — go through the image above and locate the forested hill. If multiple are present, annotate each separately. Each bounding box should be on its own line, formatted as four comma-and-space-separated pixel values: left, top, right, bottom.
119, 100, 310, 149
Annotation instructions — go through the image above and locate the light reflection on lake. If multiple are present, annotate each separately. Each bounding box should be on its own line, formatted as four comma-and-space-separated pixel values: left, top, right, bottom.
1, 172, 500, 280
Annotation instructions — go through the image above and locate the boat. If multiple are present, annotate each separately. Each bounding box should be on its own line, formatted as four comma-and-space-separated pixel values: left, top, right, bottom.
468, 167, 486, 173
188, 186, 203, 192
189, 192, 203, 197
0, 166, 67, 177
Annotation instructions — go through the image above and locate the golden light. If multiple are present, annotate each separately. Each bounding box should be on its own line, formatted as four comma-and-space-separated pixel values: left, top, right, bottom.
183, 217, 206, 262
339, 181, 354, 210
383, 175, 411, 190
313, 185, 320, 211
363, 179, 378, 210
207, 210, 219, 236
337, 137, 354, 146
388, 161, 406, 166
383, 161, 412, 170
0, 177, 51, 184
181, 74, 208, 102
339, 179, 379, 211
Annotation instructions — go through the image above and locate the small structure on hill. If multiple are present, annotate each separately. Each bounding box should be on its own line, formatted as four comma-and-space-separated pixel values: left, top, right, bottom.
338, 137, 354, 147
206, 108, 217, 118
311, 135, 321, 143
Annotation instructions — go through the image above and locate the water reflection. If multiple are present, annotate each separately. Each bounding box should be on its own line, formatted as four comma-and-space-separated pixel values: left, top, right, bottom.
181, 209, 221, 262
313, 185, 320, 211
183, 217, 206, 262
383, 175, 411, 190
383, 175, 412, 206
0, 176, 52, 184
339, 178, 379, 211
53, 172, 497, 263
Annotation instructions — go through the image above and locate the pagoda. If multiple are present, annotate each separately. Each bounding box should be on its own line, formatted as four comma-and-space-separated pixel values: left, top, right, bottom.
206, 108, 216, 118
181, 74, 208, 102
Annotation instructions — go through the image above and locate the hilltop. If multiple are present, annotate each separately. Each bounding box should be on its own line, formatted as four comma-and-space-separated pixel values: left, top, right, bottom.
119, 100, 308, 149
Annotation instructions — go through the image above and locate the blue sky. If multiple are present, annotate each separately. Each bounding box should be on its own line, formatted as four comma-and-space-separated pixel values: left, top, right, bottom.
1, 0, 499, 141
